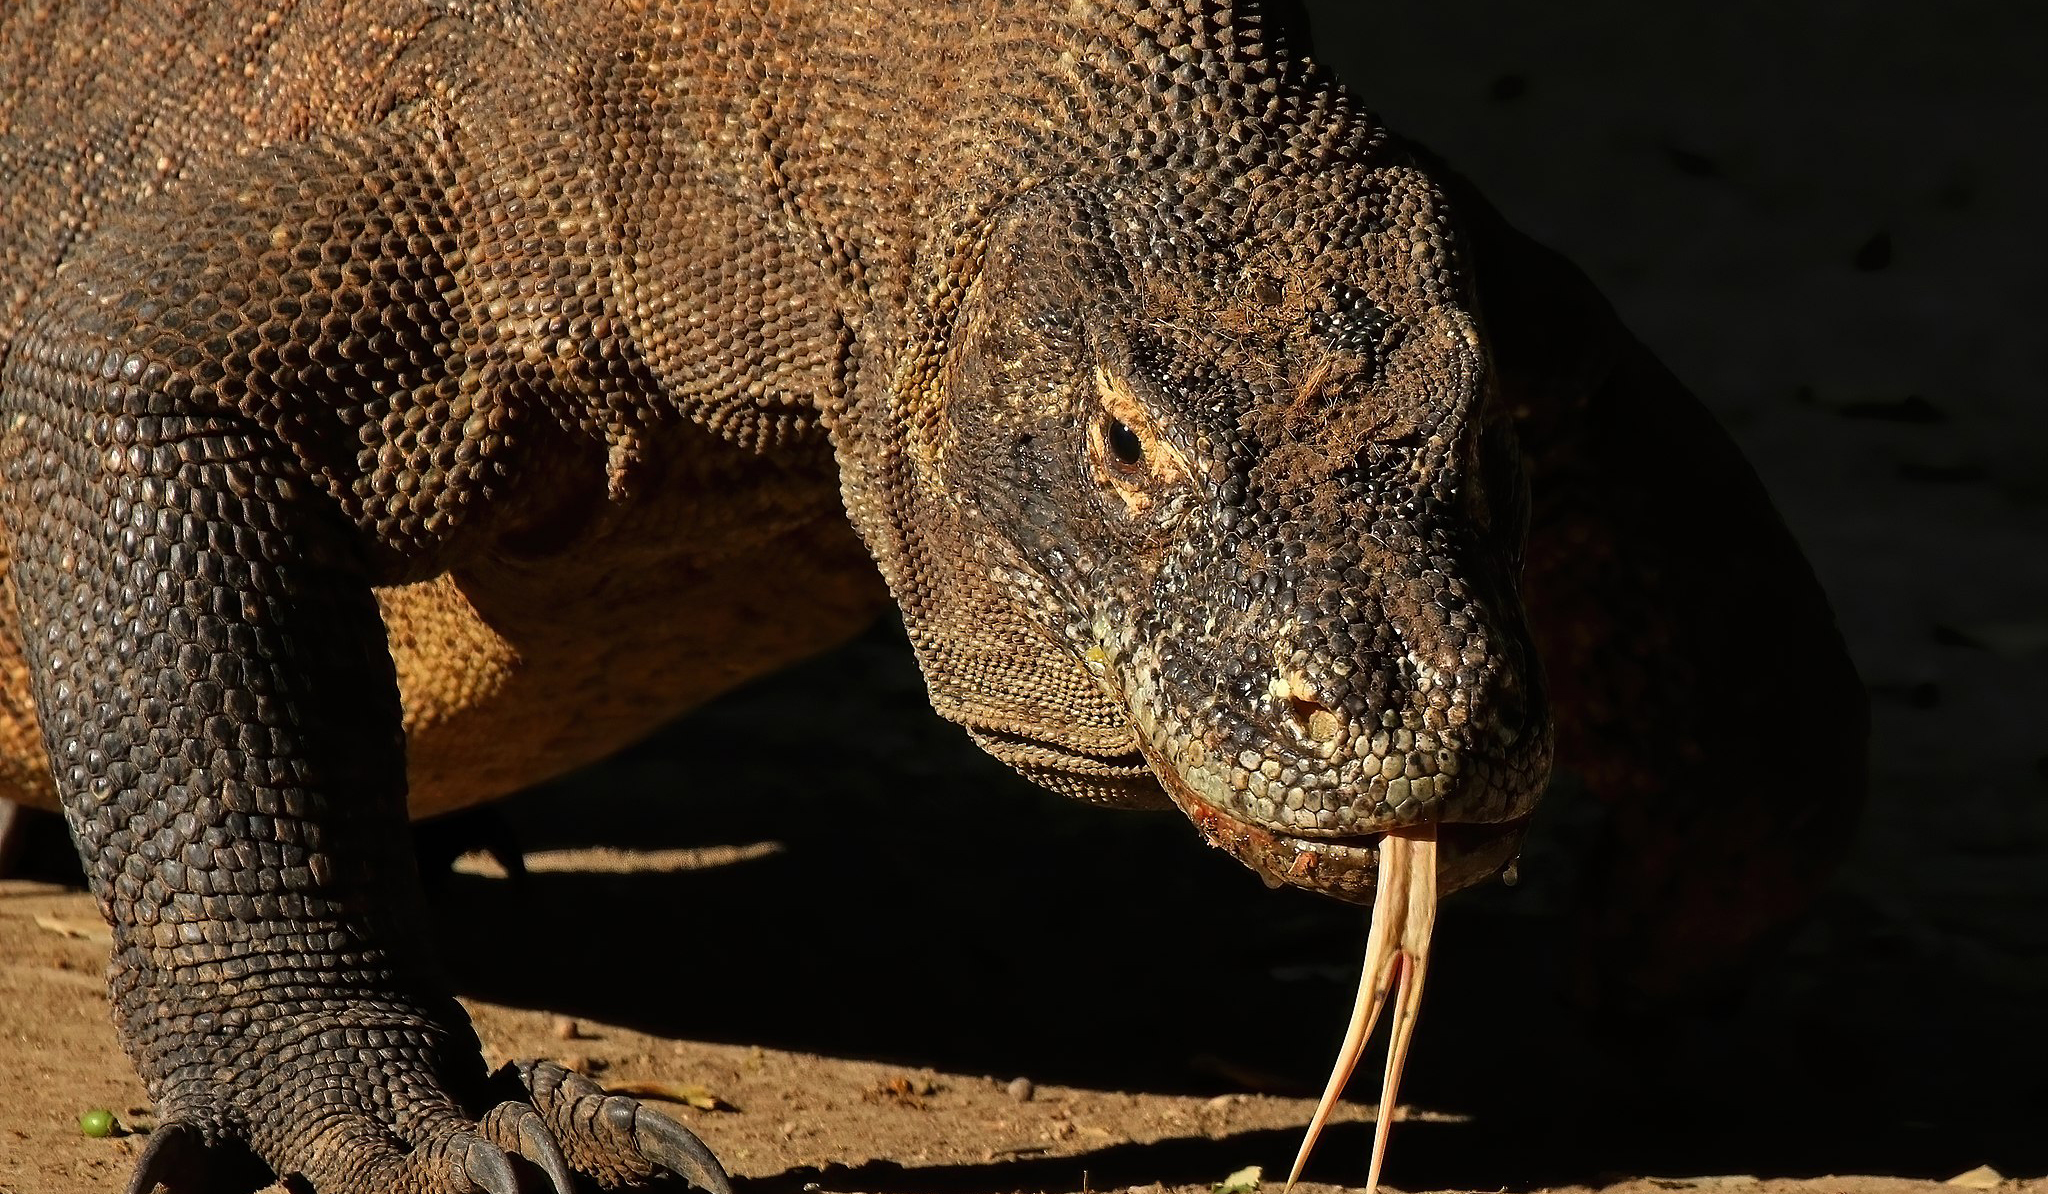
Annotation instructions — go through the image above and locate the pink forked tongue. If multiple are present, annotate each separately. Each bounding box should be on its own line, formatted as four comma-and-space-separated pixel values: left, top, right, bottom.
1285, 825, 1439, 1194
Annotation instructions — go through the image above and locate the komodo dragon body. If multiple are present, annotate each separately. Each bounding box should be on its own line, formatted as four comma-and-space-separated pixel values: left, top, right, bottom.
0, 1, 1865, 1191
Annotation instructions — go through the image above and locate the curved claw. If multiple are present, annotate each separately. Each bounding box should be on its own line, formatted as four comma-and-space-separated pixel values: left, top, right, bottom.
629, 1102, 733, 1194
457, 1136, 527, 1194
503, 1058, 733, 1194
126, 1123, 202, 1194
495, 1102, 577, 1194
125, 1122, 268, 1194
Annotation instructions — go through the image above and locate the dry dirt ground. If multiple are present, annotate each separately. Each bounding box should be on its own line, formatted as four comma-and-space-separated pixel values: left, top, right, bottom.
2, 2, 2044, 1193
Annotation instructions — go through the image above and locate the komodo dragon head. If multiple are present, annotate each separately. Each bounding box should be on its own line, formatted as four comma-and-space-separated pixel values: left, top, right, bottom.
841, 150, 1552, 906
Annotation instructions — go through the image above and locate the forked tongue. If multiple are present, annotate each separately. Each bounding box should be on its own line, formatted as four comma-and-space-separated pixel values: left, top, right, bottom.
1285, 824, 1439, 1194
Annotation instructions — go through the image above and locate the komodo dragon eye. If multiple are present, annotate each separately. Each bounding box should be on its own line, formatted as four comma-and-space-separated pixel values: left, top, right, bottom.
1084, 365, 1193, 517
1104, 417, 1144, 466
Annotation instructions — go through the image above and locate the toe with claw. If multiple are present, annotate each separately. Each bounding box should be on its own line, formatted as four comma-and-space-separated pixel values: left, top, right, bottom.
122, 1061, 732, 1194
503, 1059, 733, 1194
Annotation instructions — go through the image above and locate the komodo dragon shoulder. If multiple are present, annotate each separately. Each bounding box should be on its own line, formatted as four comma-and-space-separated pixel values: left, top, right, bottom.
0, 3, 1865, 1192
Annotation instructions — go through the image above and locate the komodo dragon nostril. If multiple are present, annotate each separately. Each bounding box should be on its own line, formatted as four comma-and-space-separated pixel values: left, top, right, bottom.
1279, 676, 1346, 743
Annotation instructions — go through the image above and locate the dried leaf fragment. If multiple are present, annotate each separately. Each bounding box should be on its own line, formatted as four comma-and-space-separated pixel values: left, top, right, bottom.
603, 1079, 734, 1112
34, 914, 111, 942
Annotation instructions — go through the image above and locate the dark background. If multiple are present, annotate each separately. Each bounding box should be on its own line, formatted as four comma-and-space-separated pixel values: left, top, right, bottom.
419, 2, 2048, 1187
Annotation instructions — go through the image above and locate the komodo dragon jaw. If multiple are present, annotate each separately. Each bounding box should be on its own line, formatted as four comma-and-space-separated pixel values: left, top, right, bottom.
846, 170, 1554, 902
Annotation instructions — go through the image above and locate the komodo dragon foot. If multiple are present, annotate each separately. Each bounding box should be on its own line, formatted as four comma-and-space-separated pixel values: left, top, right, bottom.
126, 1059, 726, 1194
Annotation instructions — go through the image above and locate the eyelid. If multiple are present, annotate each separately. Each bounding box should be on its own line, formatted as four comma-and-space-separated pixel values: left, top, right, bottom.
1093, 370, 1193, 470
1088, 366, 1196, 507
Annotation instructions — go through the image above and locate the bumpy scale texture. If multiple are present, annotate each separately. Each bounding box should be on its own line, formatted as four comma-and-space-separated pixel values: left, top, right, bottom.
0, 2, 1866, 1191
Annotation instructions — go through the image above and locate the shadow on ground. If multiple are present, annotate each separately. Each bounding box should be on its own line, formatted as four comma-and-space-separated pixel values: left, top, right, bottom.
745, 1117, 2036, 1194
424, 621, 2047, 1194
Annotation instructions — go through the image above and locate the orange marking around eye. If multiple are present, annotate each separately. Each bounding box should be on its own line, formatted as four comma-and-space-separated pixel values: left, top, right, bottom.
1089, 367, 1193, 515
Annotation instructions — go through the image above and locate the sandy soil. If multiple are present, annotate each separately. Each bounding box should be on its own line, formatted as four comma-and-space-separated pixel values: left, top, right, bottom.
4, 794, 2045, 1194
1, 2, 2042, 1193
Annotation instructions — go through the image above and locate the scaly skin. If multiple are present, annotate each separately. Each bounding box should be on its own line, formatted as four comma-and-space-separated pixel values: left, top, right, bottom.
0, 2, 1864, 1191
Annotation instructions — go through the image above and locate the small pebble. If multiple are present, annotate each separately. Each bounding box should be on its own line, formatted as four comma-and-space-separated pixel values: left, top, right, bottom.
1005, 1076, 1034, 1102
551, 1016, 581, 1040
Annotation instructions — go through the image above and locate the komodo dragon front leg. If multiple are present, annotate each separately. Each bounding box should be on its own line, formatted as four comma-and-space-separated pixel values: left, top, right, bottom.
0, 103, 722, 1194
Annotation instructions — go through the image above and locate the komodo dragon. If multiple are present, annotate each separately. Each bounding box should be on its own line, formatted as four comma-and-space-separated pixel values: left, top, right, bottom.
0, 1, 1866, 1191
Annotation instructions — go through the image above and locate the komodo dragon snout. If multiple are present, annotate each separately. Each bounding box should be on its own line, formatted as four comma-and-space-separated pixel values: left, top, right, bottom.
890, 176, 1552, 903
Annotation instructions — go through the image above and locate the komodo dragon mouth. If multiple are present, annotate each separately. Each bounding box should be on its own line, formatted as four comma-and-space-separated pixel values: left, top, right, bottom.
1146, 744, 1531, 900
